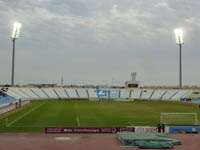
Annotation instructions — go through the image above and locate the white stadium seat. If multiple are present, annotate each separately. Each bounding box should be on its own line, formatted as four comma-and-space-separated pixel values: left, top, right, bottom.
130, 89, 142, 99
65, 88, 78, 98
171, 90, 192, 101
10, 88, 30, 99
76, 89, 88, 98
120, 89, 130, 99
162, 90, 178, 100
54, 88, 68, 99
87, 89, 98, 98
151, 90, 166, 100
30, 88, 48, 99
140, 89, 154, 100
20, 88, 39, 99
42, 88, 58, 99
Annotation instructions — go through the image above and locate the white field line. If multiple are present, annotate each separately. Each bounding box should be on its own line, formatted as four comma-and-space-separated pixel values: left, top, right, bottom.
7, 102, 46, 127
128, 121, 134, 126
77, 117, 80, 127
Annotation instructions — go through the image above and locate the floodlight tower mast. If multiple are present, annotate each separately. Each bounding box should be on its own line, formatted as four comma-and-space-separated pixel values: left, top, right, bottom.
61, 76, 64, 87
11, 22, 22, 86
174, 29, 184, 88
131, 72, 136, 81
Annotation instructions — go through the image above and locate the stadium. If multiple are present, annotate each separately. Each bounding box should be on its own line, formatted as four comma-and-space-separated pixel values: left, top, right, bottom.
1, 82, 200, 149
1, 1, 200, 150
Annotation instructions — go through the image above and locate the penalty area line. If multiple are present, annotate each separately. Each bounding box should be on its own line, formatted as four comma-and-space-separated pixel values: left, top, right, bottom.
128, 121, 134, 126
7, 102, 46, 127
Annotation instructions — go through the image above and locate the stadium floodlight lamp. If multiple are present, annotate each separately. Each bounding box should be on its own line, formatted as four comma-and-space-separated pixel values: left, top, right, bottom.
174, 28, 184, 88
11, 22, 22, 86
11, 22, 22, 39
174, 29, 183, 45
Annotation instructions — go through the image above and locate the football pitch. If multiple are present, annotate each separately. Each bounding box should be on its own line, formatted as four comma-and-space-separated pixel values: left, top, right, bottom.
0, 100, 199, 133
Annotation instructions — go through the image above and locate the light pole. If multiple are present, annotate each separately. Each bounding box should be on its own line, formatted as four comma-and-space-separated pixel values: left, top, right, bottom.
11, 22, 22, 86
174, 29, 184, 88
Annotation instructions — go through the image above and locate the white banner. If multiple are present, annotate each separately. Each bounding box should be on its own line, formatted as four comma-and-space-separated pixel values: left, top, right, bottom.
135, 126, 158, 133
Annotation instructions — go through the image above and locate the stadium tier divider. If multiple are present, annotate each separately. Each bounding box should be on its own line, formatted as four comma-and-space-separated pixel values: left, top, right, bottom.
65, 88, 78, 99
53, 89, 61, 99
30, 88, 49, 99
171, 90, 192, 101
151, 90, 166, 100
42, 88, 59, 99
76, 89, 88, 98
18, 88, 32, 99
149, 90, 155, 99
20, 88, 39, 99
160, 91, 167, 100
41, 88, 49, 98
169, 91, 179, 101
161, 90, 178, 101
63, 89, 70, 98
54, 88, 68, 99
140, 89, 154, 100
130, 89, 142, 100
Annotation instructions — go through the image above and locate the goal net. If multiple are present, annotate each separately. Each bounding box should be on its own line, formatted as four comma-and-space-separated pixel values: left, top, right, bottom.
160, 113, 199, 126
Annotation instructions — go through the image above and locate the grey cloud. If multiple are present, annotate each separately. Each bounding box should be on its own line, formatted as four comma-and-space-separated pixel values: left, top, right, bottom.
0, 0, 200, 86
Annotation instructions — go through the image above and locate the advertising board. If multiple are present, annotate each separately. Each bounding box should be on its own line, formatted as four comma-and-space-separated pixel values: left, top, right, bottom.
45, 127, 135, 134
169, 126, 200, 133
135, 127, 158, 133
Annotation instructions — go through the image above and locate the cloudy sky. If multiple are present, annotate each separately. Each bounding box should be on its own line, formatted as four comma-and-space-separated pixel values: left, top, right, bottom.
0, 0, 200, 86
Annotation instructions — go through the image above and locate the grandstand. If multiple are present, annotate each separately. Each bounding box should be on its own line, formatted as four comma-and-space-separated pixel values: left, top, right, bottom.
119, 89, 130, 99
76, 89, 88, 98
0, 87, 197, 103
42, 88, 58, 99
54, 88, 68, 99
87, 89, 98, 100
151, 90, 166, 100
130, 89, 142, 99
140, 89, 154, 100
161, 90, 178, 100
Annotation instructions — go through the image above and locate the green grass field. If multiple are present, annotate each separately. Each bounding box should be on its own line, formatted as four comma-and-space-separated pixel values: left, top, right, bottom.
0, 100, 199, 133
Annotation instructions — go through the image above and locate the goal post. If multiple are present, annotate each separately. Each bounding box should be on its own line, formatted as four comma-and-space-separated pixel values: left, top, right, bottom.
160, 113, 199, 126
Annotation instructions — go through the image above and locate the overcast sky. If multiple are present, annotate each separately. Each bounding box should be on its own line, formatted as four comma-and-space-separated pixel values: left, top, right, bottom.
0, 0, 200, 86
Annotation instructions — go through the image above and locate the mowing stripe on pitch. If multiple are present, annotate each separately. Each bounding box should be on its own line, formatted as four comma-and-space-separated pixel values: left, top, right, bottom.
7, 102, 46, 127
77, 117, 80, 127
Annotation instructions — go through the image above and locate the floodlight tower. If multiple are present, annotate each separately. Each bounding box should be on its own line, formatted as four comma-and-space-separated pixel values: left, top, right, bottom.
174, 29, 184, 88
11, 22, 22, 86
131, 72, 136, 81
